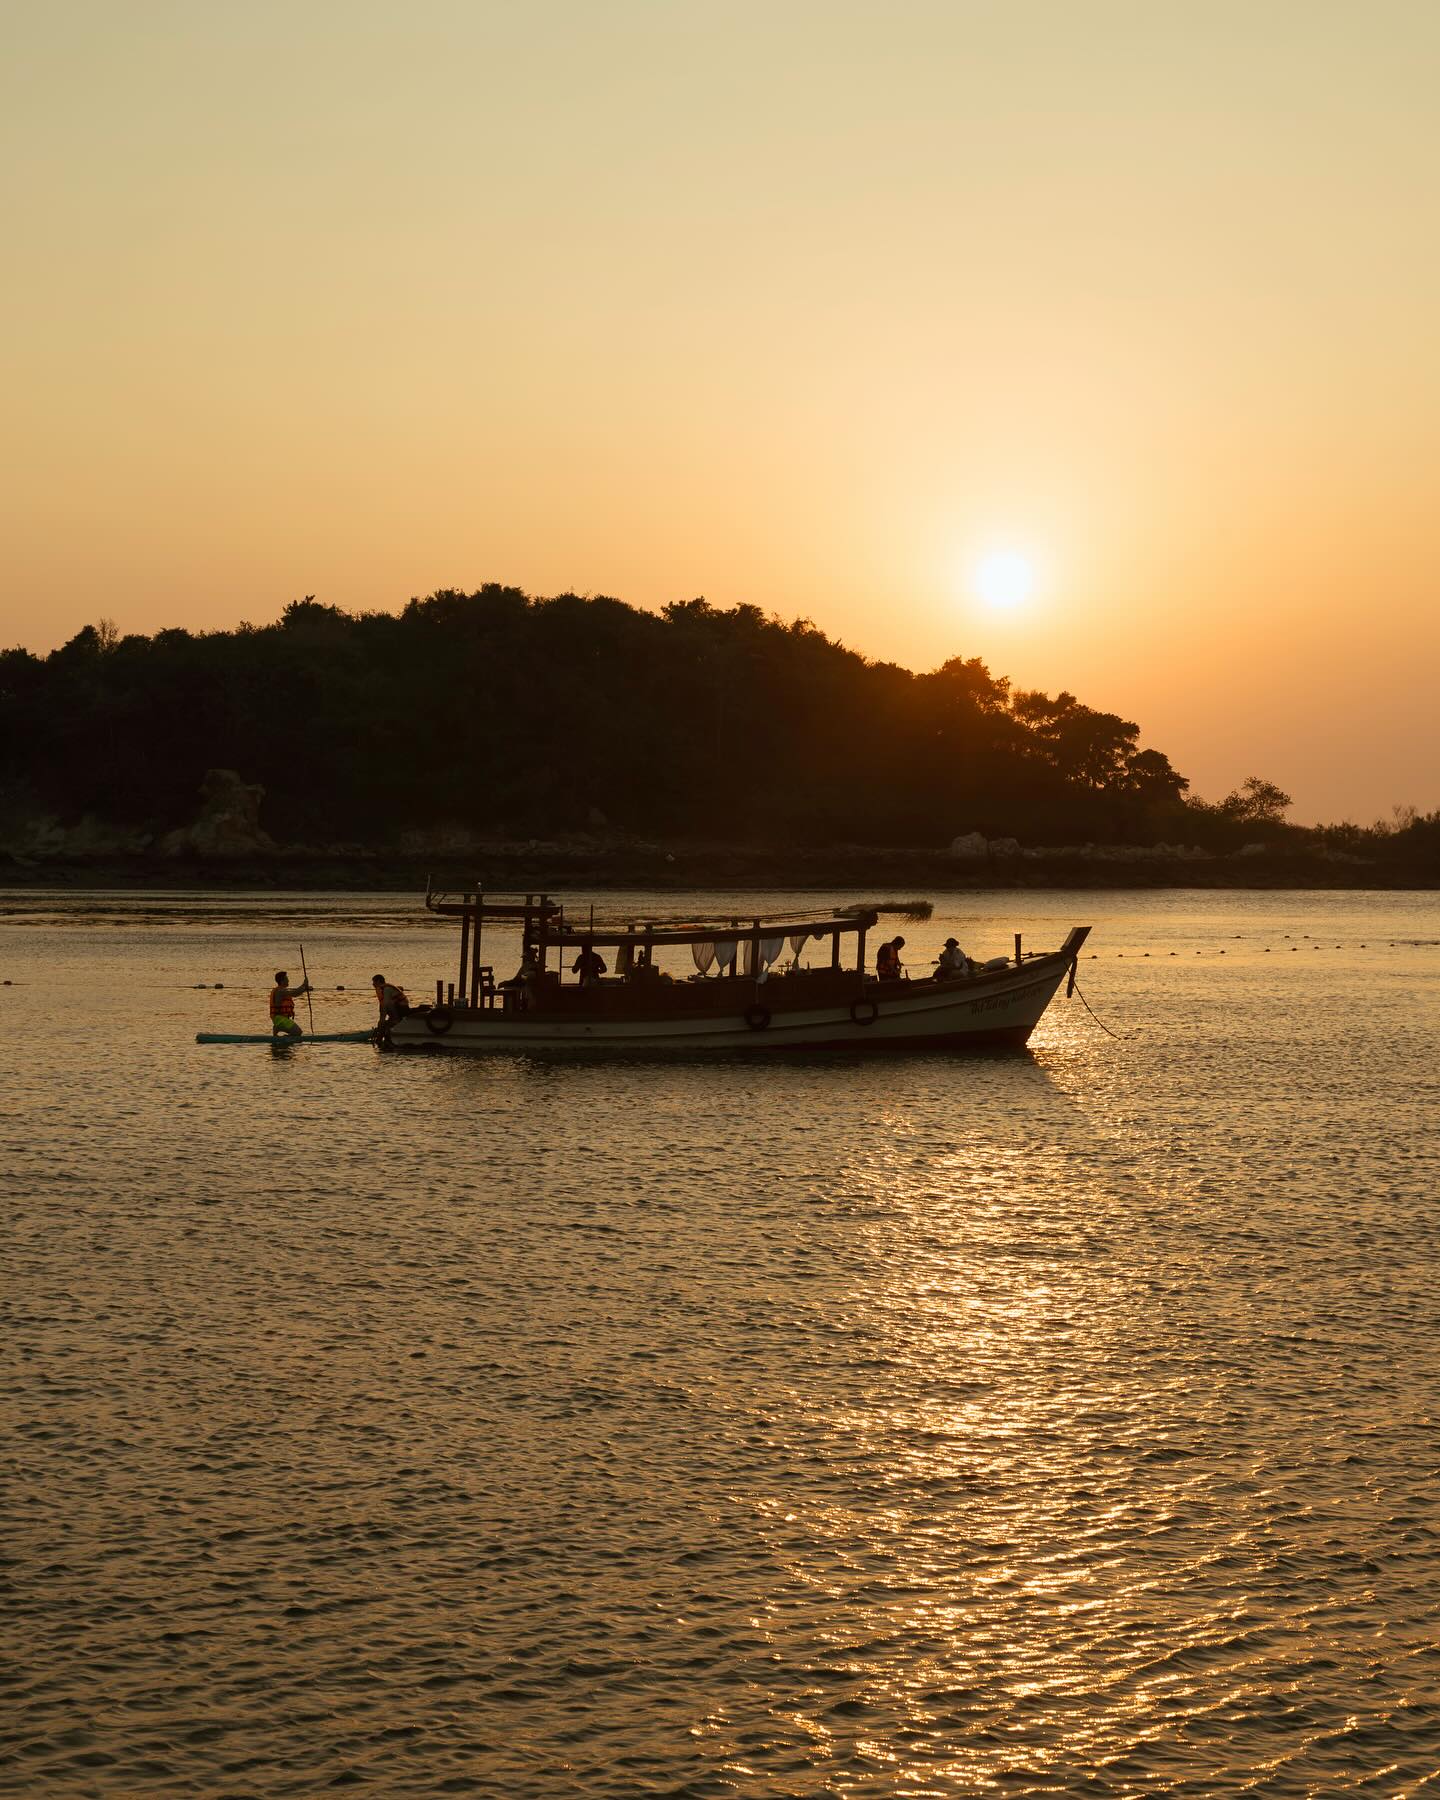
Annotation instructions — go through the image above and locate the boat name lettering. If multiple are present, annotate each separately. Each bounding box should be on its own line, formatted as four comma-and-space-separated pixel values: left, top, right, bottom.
967, 979, 1049, 1015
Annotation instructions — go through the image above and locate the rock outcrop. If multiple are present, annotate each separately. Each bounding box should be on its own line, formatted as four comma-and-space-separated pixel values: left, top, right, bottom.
159, 770, 275, 857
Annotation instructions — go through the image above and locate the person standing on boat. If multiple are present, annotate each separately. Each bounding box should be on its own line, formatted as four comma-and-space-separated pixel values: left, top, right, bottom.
372, 973, 409, 1033
571, 943, 606, 986
269, 970, 311, 1038
877, 936, 905, 980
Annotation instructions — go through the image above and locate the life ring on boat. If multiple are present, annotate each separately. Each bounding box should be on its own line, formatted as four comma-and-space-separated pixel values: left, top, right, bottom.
849, 997, 879, 1027
425, 1005, 454, 1035
744, 1003, 772, 1031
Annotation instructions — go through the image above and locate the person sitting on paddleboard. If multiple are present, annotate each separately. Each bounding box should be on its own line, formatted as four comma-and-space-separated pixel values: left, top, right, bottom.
372, 974, 409, 1032
269, 970, 311, 1037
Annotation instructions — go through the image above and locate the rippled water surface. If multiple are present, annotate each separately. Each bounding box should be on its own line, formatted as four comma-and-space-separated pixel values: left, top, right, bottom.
5, 887, 1440, 1797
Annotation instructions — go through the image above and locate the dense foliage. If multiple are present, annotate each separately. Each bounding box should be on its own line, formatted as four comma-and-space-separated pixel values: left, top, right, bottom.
1, 587, 1427, 861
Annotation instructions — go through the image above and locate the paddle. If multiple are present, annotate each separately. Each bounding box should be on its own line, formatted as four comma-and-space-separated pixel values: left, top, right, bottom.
299, 944, 316, 1034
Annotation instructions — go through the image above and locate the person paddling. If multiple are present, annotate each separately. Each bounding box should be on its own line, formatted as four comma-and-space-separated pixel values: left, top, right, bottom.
269, 969, 311, 1038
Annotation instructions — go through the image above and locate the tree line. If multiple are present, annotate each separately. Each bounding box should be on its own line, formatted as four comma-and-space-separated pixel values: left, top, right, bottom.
0, 587, 1433, 863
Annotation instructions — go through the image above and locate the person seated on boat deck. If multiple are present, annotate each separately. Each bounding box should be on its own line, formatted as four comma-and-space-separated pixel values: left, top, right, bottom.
269, 970, 311, 1037
936, 937, 972, 977
571, 944, 607, 986
498, 949, 540, 1009
371, 973, 409, 1031
876, 936, 905, 981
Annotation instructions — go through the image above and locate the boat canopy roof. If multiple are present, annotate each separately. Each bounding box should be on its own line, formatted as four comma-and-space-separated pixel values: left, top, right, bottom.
423, 887, 910, 948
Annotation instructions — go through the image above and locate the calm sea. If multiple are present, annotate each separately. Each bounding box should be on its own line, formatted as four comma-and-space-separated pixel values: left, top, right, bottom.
4, 887, 1439, 1797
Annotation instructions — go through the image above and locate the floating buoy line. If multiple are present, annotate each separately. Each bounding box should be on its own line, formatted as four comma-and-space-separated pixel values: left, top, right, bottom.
1090, 935, 1406, 961
1062, 935, 1423, 1042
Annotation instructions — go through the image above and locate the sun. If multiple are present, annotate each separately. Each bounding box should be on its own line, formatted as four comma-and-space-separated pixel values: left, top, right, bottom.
971, 549, 1036, 612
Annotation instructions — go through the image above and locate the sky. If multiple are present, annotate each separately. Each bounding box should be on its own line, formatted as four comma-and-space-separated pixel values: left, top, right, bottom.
3, 0, 1438, 824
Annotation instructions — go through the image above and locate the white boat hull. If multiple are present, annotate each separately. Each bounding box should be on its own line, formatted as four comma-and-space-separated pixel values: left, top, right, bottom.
385, 942, 1082, 1056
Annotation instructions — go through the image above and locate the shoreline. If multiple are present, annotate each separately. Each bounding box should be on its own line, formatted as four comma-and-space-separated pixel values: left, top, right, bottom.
3, 847, 1437, 892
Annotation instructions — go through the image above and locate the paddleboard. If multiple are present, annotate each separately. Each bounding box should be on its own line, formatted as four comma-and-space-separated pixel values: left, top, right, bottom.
195, 1028, 375, 1045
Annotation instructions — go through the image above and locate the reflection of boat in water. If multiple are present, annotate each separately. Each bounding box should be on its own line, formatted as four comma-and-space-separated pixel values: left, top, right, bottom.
385, 890, 1090, 1055
195, 1029, 374, 1046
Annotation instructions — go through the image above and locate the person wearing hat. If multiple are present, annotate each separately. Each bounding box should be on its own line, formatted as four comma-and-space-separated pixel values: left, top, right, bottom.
268, 969, 311, 1037
937, 937, 971, 977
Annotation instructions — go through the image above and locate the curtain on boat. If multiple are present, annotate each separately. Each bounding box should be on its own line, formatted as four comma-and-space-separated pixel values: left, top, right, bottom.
714, 938, 737, 972
740, 935, 789, 977
692, 941, 716, 974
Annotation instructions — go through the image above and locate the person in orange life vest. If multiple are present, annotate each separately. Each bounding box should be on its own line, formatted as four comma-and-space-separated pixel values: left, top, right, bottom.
876, 936, 905, 980
372, 974, 409, 1031
269, 969, 311, 1037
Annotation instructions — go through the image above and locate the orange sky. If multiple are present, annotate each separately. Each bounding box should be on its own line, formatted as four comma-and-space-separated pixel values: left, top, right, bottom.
4, 1, 1437, 824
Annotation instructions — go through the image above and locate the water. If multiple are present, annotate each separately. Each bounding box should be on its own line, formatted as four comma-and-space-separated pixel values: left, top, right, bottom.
4, 887, 1439, 1797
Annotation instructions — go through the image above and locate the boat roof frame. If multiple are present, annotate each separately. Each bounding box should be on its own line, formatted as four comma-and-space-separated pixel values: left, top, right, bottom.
424, 885, 880, 948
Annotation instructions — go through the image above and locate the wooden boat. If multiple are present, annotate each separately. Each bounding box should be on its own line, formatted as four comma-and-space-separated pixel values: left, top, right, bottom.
195, 1028, 374, 1045
383, 891, 1090, 1055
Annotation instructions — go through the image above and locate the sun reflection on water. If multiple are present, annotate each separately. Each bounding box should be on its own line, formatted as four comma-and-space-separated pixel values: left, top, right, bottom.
8, 890, 1440, 1794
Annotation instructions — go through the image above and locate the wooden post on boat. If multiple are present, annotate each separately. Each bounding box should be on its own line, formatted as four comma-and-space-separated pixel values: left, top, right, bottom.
536, 894, 550, 978
1014, 933, 1023, 967
469, 893, 483, 1010
458, 897, 471, 1005
831, 928, 841, 971
435, 978, 443, 1006
856, 921, 868, 976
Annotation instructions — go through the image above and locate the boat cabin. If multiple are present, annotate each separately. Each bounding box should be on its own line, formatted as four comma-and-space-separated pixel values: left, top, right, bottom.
423, 888, 890, 1019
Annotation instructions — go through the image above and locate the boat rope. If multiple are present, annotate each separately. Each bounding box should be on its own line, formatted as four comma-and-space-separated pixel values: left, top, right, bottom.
1068, 975, 1136, 1041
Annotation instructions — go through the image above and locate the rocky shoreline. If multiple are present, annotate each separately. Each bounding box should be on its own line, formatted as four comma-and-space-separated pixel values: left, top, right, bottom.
7, 769, 1433, 892
3, 841, 1435, 892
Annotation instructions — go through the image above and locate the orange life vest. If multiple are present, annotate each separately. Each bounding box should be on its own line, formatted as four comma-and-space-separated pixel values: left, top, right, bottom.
270, 986, 295, 1019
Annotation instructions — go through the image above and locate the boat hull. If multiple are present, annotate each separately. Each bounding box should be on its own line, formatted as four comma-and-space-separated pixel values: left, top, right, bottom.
385, 942, 1083, 1057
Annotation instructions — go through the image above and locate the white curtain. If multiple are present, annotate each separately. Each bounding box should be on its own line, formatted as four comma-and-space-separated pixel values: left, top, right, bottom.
714, 938, 737, 972
692, 941, 716, 975
788, 932, 808, 959
761, 935, 785, 968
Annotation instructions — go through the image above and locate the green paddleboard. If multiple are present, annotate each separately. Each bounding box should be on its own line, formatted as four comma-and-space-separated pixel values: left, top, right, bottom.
195, 1029, 375, 1045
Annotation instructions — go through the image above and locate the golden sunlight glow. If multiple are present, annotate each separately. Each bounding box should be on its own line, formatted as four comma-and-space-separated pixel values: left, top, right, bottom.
972, 550, 1037, 613
5, 4, 1440, 819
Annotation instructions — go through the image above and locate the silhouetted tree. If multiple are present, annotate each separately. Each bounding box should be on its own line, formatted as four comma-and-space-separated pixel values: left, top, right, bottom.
1219, 776, 1293, 825
0, 588, 1221, 851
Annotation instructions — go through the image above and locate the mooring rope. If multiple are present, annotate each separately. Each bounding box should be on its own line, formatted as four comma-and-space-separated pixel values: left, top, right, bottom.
1069, 974, 1136, 1041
